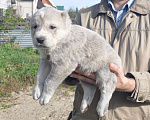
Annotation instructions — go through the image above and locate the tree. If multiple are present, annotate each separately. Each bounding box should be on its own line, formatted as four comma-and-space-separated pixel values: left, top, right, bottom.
79, 8, 85, 11
68, 7, 78, 19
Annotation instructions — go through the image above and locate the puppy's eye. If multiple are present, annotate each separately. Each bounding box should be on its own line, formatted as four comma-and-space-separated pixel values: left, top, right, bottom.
33, 25, 38, 29
50, 26, 56, 30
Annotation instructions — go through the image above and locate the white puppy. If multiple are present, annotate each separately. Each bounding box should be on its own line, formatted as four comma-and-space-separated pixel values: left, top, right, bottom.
30, 7, 122, 117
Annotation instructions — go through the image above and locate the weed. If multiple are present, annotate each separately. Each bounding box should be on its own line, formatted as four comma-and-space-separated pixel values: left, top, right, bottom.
59, 84, 76, 92
49, 111, 56, 117
1, 104, 13, 109
0, 44, 40, 98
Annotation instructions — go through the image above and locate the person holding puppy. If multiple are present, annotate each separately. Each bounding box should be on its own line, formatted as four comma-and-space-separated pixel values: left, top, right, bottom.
66, 0, 150, 119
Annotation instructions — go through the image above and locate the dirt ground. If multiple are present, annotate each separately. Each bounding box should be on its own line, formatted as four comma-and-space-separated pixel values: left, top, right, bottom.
0, 86, 75, 120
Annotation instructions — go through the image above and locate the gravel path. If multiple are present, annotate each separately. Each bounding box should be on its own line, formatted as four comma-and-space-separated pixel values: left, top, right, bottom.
0, 86, 75, 120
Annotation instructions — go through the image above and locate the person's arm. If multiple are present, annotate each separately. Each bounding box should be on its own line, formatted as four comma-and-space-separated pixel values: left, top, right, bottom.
125, 71, 150, 102
70, 63, 135, 92
70, 63, 150, 103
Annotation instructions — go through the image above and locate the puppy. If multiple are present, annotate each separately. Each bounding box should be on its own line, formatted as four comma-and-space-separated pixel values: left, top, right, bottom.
30, 7, 122, 117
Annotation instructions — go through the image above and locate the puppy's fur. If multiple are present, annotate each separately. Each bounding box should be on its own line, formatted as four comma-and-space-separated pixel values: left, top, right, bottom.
30, 7, 122, 117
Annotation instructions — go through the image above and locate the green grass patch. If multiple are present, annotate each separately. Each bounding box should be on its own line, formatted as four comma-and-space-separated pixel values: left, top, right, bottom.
59, 84, 76, 92
0, 44, 40, 97
0, 44, 76, 109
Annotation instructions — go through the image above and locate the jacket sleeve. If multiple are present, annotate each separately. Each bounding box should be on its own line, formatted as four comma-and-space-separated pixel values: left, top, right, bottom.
126, 72, 150, 103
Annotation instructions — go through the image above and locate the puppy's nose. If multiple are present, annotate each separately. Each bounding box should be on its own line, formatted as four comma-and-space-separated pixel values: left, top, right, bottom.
37, 37, 45, 44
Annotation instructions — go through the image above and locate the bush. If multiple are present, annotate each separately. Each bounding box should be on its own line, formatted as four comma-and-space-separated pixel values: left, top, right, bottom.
0, 7, 29, 30
0, 7, 30, 44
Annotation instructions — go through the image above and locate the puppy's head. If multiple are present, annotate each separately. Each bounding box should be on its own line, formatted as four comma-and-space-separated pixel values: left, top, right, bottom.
30, 7, 71, 50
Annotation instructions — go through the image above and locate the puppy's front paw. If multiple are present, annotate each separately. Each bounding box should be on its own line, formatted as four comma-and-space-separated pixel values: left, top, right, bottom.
33, 86, 42, 100
39, 93, 52, 105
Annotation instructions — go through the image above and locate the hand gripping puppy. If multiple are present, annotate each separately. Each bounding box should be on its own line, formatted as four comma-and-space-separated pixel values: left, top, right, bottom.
30, 7, 122, 117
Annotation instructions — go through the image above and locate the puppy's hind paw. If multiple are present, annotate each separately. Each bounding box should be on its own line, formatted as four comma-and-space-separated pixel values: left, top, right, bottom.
97, 103, 109, 117
80, 105, 89, 113
80, 100, 89, 113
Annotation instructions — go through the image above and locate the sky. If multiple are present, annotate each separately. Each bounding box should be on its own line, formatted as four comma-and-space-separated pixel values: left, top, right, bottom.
0, 0, 101, 10
52, 0, 101, 10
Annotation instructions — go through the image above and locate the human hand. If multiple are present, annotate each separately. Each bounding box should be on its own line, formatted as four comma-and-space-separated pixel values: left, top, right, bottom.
70, 63, 136, 92
109, 63, 136, 92
70, 66, 98, 86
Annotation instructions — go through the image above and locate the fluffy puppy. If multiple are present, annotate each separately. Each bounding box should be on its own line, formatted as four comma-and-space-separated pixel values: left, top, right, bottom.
30, 7, 122, 117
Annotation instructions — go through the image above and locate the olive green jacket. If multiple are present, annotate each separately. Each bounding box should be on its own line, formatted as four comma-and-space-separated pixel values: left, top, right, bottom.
72, 0, 150, 119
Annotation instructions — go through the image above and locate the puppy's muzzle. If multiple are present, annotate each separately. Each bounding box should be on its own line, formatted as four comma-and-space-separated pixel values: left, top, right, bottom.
37, 37, 45, 44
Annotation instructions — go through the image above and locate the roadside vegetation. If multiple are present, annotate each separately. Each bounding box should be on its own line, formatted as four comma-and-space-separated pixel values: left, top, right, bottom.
0, 44, 40, 98
0, 44, 76, 109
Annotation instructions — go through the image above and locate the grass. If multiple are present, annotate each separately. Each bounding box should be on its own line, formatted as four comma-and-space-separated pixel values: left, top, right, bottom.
0, 43, 76, 109
60, 84, 76, 92
0, 43, 40, 98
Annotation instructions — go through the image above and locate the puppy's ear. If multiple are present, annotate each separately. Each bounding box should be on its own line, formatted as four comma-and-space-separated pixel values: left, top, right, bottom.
61, 11, 69, 21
